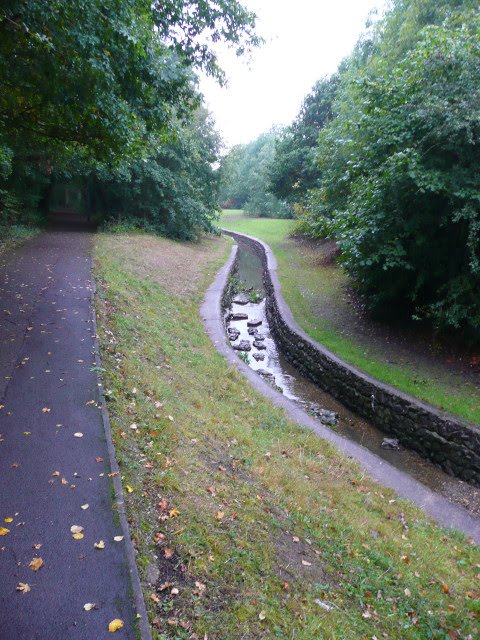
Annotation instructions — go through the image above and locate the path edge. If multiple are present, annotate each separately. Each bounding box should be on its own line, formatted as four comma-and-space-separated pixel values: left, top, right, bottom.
90, 260, 152, 640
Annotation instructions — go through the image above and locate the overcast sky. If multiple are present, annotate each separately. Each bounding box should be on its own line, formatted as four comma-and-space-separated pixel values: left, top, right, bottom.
199, 0, 386, 149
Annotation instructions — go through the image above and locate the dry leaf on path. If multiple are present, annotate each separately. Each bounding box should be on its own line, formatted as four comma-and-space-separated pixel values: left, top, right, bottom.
73, 432, 83, 438
113, 536, 124, 542
81, 504, 89, 510
108, 619, 124, 633
4, 517, 13, 523
94, 540, 105, 550
29, 557, 44, 571
16, 583, 31, 594
0, 527, 10, 536
70, 525, 84, 534
83, 603, 97, 611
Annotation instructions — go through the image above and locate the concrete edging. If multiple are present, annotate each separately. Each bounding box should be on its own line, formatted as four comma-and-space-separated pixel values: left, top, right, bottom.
90, 268, 152, 640
201, 241, 480, 542
224, 230, 480, 487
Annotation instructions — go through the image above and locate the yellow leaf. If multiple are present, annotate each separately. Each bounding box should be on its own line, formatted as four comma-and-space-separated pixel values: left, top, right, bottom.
16, 583, 31, 594
70, 525, 84, 534
4, 517, 13, 523
169, 508, 180, 518
108, 619, 124, 633
215, 511, 224, 520
72, 532, 84, 540
29, 557, 44, 571
126, 486, 134, 494
52, 471, 60, 477
94, 540, 105, 549
0, 527, 10, 536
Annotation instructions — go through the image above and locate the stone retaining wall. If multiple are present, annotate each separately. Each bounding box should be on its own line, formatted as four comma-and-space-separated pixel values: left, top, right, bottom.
224, 230, 480, 486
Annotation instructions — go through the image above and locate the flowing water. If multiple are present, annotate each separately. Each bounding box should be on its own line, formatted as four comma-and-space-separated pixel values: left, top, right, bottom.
226, 242, 480, 516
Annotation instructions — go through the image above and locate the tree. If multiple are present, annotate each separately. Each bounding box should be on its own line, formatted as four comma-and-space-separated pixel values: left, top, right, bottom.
218, 130, 291, 217
0, 0, 259, 233
312, 0, 480, 338
268, 76, 337, 204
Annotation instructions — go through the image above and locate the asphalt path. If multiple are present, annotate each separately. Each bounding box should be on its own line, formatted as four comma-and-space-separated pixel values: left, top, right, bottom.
0, 227, 137, 639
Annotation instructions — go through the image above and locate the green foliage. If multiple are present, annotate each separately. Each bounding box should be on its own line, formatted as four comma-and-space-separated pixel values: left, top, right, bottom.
0, 0, 259, 237
218, 131, 291, 217
294, 0, 480, 341
268, 76, 337, 204
88, 107, 222, 240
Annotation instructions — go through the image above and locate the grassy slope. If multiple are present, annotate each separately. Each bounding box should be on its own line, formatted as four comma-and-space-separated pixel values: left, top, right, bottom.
220, 210, 480, 425
95, 232, 479, 640
0, 225, 40, 256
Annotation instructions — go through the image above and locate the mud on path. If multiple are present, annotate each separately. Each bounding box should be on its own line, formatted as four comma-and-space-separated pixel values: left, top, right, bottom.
0, 227, 139, 639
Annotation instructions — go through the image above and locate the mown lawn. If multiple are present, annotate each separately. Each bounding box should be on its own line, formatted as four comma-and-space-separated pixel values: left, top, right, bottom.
220, 211, 480, 426
95, 231, 479, 640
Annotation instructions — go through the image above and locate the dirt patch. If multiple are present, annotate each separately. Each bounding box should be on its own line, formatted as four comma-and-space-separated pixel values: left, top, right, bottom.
274, 530, 329, 584
100, 233, 230, 299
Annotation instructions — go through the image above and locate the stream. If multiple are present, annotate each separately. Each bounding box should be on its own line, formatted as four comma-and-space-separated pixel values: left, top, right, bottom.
225, 241, 480, 517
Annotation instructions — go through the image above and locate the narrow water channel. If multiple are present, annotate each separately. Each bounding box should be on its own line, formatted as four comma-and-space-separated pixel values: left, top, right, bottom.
226, 241, 480, 516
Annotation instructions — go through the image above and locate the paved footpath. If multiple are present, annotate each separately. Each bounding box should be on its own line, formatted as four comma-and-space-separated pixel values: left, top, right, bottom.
0, 227, 138, 639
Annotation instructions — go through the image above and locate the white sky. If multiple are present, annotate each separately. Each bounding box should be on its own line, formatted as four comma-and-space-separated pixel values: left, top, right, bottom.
199, 0, 386, 148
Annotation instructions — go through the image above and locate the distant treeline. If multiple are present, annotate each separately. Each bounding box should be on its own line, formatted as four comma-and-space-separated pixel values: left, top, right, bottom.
220, 0, 480, 341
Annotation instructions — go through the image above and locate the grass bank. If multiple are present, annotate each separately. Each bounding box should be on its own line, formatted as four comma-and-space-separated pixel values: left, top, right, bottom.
0, 224, 40, 256
220, 210, 480, 425
94, 231, 479, 639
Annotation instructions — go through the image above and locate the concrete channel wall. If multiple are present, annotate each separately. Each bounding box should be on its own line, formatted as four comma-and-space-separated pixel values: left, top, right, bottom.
224, 230, 480, 486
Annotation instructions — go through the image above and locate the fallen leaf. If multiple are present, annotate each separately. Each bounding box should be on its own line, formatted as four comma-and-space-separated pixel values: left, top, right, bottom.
42, 407, 51, 413
94, 540, 105, 550
108, 619, 124, 633
52, 471, 60, 477
16, 582, 31, 594
157, 499, 169, 513
301, 559, 312, 566
404, 588, 411, 597
95, 457, 104, 463
163, 548, 174, 559
4, 517, 13, 523
81, 504, 89, 510
74, 432, 83, 438
171, 587, 179, 595
206, 486, 216, 495
70, 525, 84, 534
113, 536, 124, 542
259, 611, 266, 621
169, 508, 180, 518
150, 593, 160, 604
215, 511, 224, 520
32, 543, 42, 550
0, 527, 10, 536
29, 557, 44, 571
72, 533, 84, 540
126, 486, 134, 494
83, 603, 97, 611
